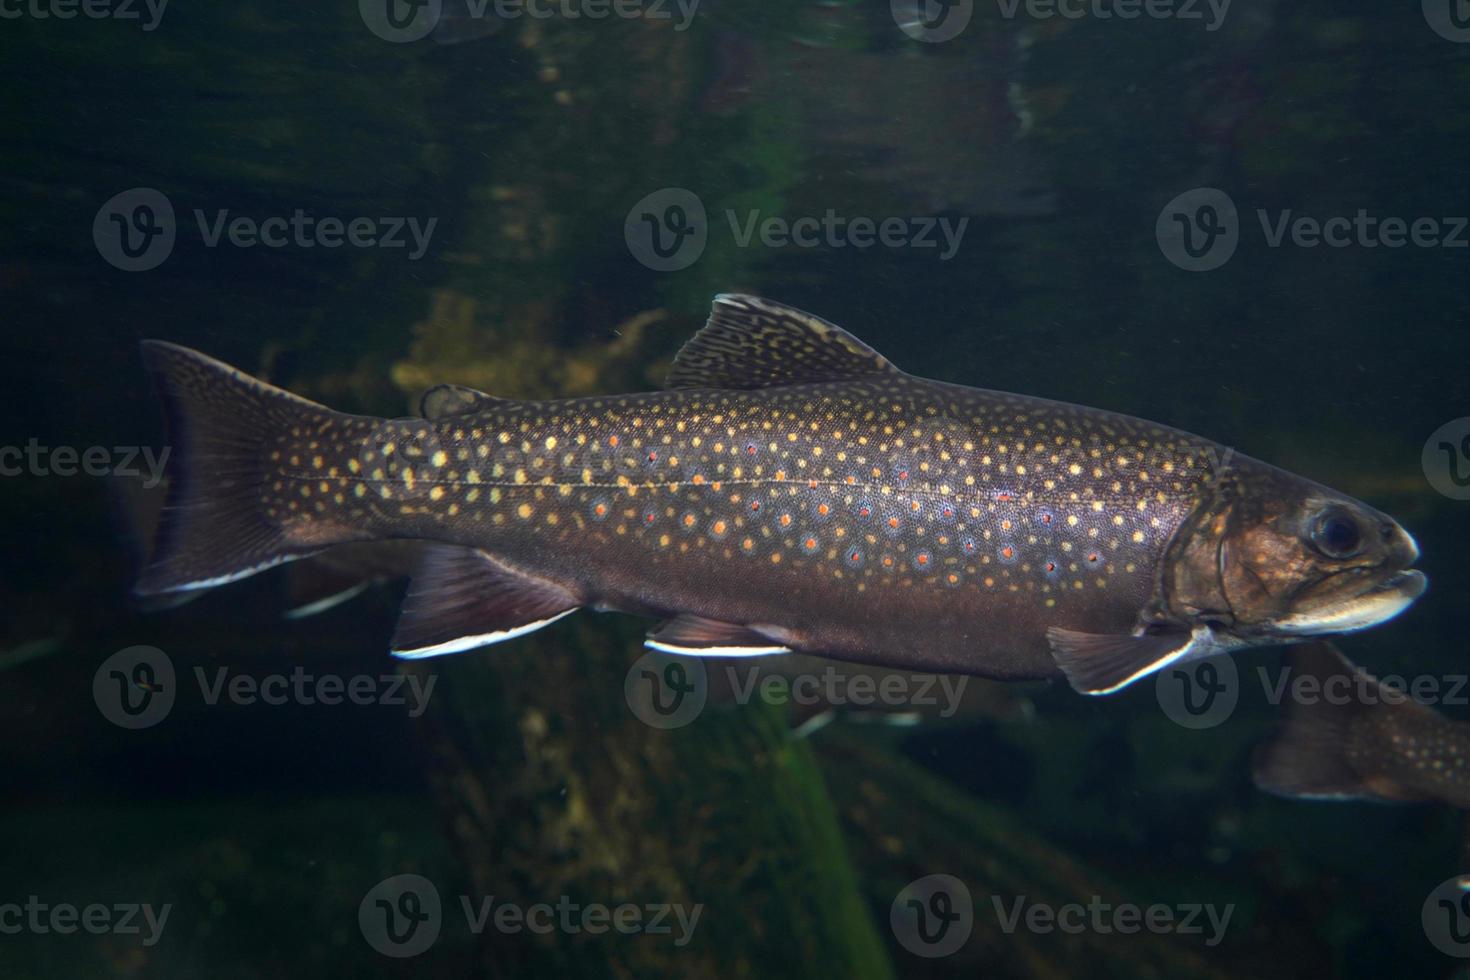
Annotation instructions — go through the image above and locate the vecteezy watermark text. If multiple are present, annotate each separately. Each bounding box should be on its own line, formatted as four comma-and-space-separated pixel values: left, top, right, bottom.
724, 664, 968, 718
359, 0, 698, 44
1, 440, 168, 488
1157, 187, 1468, 271
994, 0, 1229, 31
94, 188, 437, 272
0, 0, 167, 30
889, 874, 1233, 957
991, 895, 1233, 947
359, 874, 701, 957
625, 188, 968, 271
0, 897, 170, 947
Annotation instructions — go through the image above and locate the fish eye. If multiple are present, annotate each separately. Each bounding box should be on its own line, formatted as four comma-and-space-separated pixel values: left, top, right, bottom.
1309, 507, 1364, 559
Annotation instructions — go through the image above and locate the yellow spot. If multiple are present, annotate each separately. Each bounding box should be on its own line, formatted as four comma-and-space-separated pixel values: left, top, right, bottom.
545, 436, 557, 451
517, 503, 533, 519
431, 450, 447, 467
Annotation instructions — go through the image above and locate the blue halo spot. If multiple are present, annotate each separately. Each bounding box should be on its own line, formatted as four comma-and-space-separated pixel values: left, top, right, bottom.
800, 534, 821, 555
810, 496, 836, 521
843, 546, 865, 569
942, 568, 963, 588
959, 535, 978, 555
882, 511, 905, 537
1034, 507, 1055, 527
641, 509, 658, 526
852, 498, 876, 521
912, 549, 934, 572
590, 497, 612, 522
892, 460, 913, 483
997, 543, 1018, 565
741, 438, 760, 458
709, 518, 731, 540
1042, 558, 1061, 581
935, 500, 959, 524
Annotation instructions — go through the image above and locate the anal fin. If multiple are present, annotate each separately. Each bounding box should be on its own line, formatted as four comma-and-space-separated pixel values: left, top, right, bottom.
391, 545, 579, 659
1046, 626, 1209, 695
646, 614, 791, 657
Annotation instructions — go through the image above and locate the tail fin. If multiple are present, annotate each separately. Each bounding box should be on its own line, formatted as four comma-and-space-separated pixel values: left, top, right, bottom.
1252, 641, 1427, 803
135, 341, 357, 595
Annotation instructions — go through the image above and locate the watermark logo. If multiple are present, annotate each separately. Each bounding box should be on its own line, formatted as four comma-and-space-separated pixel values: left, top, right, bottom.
1424, 0, 1470, 43
1423, 418, 1470, 500
94, 188, 438, 271
892, 0, 973, 42
1155, 655, 1238, 730
360, 874, 442, 958
891, 874, 973, 958
626, 187, 970, 271
356, 419, 448, 503
0, 897, 170, 946
1160, 655, 1470, 731
361, 0, 699, 43
625, 187, 707, 272
94, 647, 437, 729
624, 650, 708, 729
0, 0, 168, 30
1424, 875, 1470, 957
93, 646, 176, 730
94, 188, 175, 272
359, 875, 703, 955
993, 0, 1230, 31
359, 0, 442, 42
1158, 186, 1470, 271
1156, 187, 1238, 272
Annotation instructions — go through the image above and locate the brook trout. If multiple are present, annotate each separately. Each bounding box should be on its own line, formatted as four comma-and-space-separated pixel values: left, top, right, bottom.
135, 295, 1425, 694
1255, 641, 1470, 808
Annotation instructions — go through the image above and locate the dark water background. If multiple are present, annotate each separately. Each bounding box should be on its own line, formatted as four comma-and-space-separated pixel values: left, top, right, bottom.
4, 0, 1470, 976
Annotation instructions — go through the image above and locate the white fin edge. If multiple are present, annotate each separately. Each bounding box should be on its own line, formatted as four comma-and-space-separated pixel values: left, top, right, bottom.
644, 639, 792, 658
391, 609, 576, 659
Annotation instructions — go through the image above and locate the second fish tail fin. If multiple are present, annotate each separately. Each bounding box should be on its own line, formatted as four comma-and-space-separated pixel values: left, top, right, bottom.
134, 341, 370, 596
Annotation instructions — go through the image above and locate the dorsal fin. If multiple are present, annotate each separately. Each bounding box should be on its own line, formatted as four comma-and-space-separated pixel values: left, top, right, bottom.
419, 384, 502, 420
664, 294, 901, 391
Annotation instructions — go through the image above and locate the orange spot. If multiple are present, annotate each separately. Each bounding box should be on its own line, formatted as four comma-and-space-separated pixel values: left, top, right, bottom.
916, 553, 929, 566
714, 520, 728, 535
692, 474, 706, 485
1001, 546, 1015, 559
887, 517, 900, 529
749, 501, 762, 512
779, 514, 793, 527
804, 537, 817, 549
817, 503, 831, 516
608, 435, 619, 447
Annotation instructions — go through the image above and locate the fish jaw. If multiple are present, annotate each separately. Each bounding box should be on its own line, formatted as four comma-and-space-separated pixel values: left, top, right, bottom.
1271, 568, 1428, 637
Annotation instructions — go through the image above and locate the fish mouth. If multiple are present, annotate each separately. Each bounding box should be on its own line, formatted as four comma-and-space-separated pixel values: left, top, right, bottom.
1275, 568, 1428, 636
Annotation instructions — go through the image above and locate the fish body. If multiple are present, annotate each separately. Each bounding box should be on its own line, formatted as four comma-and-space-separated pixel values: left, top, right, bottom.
135, 295, 1425, 694
1255, 642, 1470, 809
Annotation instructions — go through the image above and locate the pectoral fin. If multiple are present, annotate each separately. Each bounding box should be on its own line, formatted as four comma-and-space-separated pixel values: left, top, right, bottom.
645, 614, 791, 657
1046, 626, 1208, 695
391, 546, 580, 659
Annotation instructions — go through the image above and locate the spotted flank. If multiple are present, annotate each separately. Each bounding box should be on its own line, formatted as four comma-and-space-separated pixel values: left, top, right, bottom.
136, 294, 1425, 693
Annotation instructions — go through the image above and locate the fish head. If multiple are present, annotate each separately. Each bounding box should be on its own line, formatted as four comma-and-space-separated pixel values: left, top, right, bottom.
1157, 465, 1426, 644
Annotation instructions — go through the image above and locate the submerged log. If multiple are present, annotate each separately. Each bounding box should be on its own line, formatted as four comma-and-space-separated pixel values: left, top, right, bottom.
404, 615, 895, 979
